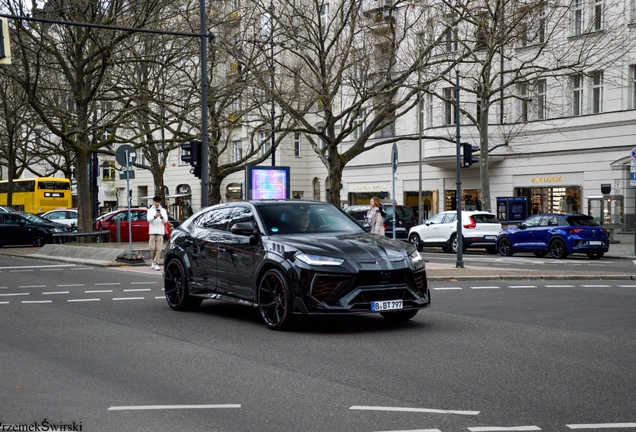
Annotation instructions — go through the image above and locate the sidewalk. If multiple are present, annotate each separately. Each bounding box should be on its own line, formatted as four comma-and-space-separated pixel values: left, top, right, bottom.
0, 231, 634, 281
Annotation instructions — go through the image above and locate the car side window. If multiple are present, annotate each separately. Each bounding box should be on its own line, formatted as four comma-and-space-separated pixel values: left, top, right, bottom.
428, 213, 446, 224
227, 206, 255, 232
538, 217, 549, 227
443, 213, 457, 224
198, 207, 233, 230
524, 216, 541, 227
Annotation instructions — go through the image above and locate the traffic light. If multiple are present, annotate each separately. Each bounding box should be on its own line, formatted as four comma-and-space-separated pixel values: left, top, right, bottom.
462, 142, 479, 168
1, 17, 12, 64
181, 139, 203, 179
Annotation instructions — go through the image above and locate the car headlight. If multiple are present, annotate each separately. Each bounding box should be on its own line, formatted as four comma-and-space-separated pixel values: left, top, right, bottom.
295, 253, 344, 266
48, 228, 64, 233
409, 249, 423, 264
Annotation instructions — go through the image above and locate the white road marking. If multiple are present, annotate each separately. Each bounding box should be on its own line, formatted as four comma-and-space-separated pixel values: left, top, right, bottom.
0, 293, 29, 296
57, 284, 85, 287
468, 426, 541, 432
40, 268, 63, 271
349, 406, 479, 415
374, 429, 441, 432
71, 267, 94, 271
567, 424, 636, 429
618, 285, 636, 288
508, 286, 538, 289
85, 290, 113, 293
95, 282, 121, 286
581, 285, 611, 288
68, 298, 100, 302
469, 427, 541, 431
113, 297, 145, 301
10, 269, 34, 273
0, 301, 9, 304
124, 289, 152, 292
155, 296, 164, 299
22, 300, 52, 304
470, 286, 501, 290
107, 404, 241, 411
19, 285, 46, 289
43, 291, 70, 295
544, 285, 574, 288
433, 287, 463, 290
131, 281, 157, 285
0, 264, 75, 270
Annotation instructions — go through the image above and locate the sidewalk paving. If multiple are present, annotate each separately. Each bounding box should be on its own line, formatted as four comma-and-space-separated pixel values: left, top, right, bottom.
0, 231, 634, 281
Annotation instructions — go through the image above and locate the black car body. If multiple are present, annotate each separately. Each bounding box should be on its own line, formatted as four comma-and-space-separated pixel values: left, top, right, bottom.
342, 204, 416, 240
0, 212, 72, 247
163, 200, 430, 330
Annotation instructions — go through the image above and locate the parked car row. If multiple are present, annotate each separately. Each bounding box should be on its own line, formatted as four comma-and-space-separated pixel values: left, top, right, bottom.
407, 211, 609, 260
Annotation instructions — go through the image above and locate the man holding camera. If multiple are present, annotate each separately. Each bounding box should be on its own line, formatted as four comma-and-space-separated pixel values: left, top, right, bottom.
147, 195, 168, 270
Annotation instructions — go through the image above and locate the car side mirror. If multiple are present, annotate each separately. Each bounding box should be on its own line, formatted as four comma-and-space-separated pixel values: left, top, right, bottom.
231, 221, 259, 236
517, 223, 525, 229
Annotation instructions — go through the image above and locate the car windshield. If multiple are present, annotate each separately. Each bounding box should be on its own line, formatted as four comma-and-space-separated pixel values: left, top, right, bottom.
566, 216, 600, 227
257, 202, 364, 235
21, 213, 54, 224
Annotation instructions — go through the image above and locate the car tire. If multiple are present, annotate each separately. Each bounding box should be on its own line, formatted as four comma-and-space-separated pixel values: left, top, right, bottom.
32, 233, 46, 247
380, 309, 418, 322
533, 252, 548, 258
486, 246, 497, 254
586, 251, 604, 260
258, 268, 294, 331
164, 258, 202, 311
408, 234, 422, 251
451, 234, 466, 254
549, 238, 568, 259
497, 238, 514, 256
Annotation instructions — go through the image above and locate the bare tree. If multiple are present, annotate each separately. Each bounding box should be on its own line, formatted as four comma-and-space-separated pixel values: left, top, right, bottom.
435, 0, 631, 211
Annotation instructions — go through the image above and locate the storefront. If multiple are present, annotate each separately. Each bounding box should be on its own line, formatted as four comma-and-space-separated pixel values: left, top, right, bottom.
404, 190, 438, 222
443, 189, 482, 211
347, 184, 391, 205
225, 183, 242, 202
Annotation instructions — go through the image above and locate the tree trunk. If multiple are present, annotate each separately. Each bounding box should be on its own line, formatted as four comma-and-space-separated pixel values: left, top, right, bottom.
479, 98, 491, 212
76, 150, 93, 235
325, 153, 343, 207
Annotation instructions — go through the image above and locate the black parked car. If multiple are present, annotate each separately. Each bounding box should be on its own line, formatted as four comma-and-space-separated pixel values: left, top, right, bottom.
0, 212, 72, 247
163, 200, 430, 330
342, 204, 416, 240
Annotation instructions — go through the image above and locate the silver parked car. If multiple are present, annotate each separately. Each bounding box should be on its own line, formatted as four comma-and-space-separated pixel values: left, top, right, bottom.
408, 210, 503, 254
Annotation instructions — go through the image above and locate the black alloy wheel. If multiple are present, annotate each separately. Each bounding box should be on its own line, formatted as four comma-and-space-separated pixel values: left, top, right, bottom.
533, 251, 548, 258
586, 251, 604, 260
497, 238, 514, 256
32, 233, 46, 247
408, 234, 422, 251
258, 268, 293, 330
164, 258, 202, 311
451, 234, 466, 254
380, 309, 419, 322
549, 238, 568, 259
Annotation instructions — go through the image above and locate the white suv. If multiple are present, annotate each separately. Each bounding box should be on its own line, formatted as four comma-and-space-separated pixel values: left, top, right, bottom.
408, 210, 502, 254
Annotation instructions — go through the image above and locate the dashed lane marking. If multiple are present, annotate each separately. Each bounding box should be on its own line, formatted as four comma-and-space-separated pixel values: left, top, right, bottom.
154, 296, 164, 299
508, 286, 538, 289
95, 282, 121, 286
581, 285, 611, 288
70, 267, 94, 271
618, 285, 636, 288
373, 429, 441, 432
544, 285, 574, 288
468, 427, 541, 431
85, 290, 113, 293
68, 298, 100, 302
567, 424, 636, 429
470, 286, 501, 290
10, 270, 34, 273
0, 293, 29, 296
113, 297, 145, 301
0, 264, 75, 270
131, 281, 157, 285
349, 406, 480, 416
22, 300, 52, 304
57, 284, 85, 287
19, 285, 46, 289
124, 289, 152, 292
433, 287, 463, 290
43, 291, 69, 295
107, 404, 241, 411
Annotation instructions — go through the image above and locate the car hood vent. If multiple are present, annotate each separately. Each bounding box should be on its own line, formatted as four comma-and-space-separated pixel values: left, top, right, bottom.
270, 243, 285, 254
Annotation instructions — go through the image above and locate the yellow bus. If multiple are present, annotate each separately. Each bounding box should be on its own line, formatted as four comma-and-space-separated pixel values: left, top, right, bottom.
0, 177, 73, 213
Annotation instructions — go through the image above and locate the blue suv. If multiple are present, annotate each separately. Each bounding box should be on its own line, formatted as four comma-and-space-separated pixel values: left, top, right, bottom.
496, 214, 609, 259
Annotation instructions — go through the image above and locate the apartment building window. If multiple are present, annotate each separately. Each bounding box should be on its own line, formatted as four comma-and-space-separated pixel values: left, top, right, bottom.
573, 0, 584, 36
232, 140, 242, 162
320, 4, 329, 31
425, 93, 433, 128
443, 14, 458, 52
258, 131, 271, 157
572, 75, 584, 116
418, 97, 425, 133
294, 133, 302, 157
591, 71, 603, 114
232, 97, 242, 113
318, 136, 326, 149
353, 109, 365, 139
538, 6, 546, 43
536, 79, 547, 120
102, 161, 115, 181
443, 87, 455, 125
630, 65, 636, 109
518, 82, 529, 122
593, 0, 603, 31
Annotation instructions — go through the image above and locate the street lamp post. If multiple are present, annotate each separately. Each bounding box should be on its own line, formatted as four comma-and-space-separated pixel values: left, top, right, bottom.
268, 1, 276, 166
455, 68, 464, 268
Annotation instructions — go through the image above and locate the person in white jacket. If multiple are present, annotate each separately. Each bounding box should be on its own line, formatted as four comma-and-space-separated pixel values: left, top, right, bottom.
147, 195, 168, 270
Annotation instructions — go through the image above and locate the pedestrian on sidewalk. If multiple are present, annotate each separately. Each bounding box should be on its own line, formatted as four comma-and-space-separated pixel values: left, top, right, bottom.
147, 195, 168, 270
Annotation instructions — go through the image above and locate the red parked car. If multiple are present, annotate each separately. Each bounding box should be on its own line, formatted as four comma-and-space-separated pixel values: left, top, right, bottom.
94, 208, 178, 242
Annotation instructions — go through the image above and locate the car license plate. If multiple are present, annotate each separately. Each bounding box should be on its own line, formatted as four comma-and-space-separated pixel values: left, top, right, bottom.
395, 227, 406, 231
484, 235, 497, 240
589, 240, 602, 245
371, 300, 403, 311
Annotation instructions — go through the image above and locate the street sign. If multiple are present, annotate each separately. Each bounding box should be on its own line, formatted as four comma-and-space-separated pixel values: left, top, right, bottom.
119, 170, 135, 180
631, 160, 636, 173
631, 148, 636, 159
115, 145, 137, 166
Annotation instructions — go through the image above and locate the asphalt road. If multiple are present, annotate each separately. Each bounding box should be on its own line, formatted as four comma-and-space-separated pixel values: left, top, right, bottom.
1, 255, 635, 432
